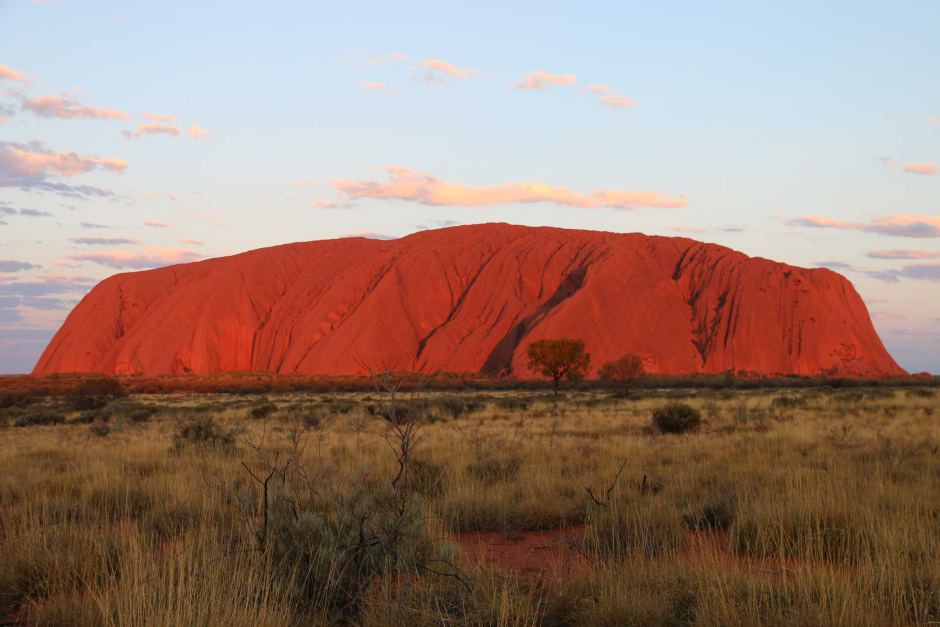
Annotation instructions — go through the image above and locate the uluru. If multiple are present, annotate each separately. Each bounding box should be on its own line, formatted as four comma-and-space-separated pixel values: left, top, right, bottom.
33, 223, 905, 379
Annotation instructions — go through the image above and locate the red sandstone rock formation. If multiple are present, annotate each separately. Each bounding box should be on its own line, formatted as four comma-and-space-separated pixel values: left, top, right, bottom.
33, 224, 905, 378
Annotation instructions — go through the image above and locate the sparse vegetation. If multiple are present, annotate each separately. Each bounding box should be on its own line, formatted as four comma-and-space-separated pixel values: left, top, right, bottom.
0, 383, 937, 625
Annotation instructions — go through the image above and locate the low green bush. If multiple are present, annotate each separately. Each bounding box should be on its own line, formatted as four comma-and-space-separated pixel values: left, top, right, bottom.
66, 377, 126, 411
651, 403, 701, 434
173, 415, 240, 452
13, 408, 66, 427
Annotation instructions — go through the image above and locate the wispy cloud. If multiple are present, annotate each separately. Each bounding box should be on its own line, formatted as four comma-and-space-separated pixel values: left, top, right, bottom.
0, 141, 125, 197
420, 58, 473, 83
517, 70, 577, 90
586, 83, 635, 108
787, 215, 940, 238
19, 208, 52, 217
0, 202, 52, 218
0, 64, 26, 82
314, 199, 352, 209
927, 116, 939, 125
179, 238, 203, 246
598, 94, 635, 108
139, 192, 181, 202
68, 247, 201, 269
80, 222, 109, 229
188, 125, 210, 140
867, 249, 939, 260
122, 122, 181, 139
671, 226, 705, 234
143, 220, 174, 228
0, 141, 126, 177
0, 275, 96, 332
904, 162, 938, 176
361, 81, 400, 95
0, 260, 38, 272
867, 262, 940, 283
142, 111, 177, 122
0, 104, 15, 124
17, 93, 130, 120
71, 237, 140, 245
330, 166, 688, 210
814, 260, 854, 271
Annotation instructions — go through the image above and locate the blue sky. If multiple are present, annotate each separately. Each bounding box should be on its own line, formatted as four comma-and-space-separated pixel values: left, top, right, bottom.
1, 0, 938, 374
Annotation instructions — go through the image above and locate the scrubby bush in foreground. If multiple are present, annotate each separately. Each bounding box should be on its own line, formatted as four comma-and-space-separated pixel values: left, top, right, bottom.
67, 377, 126, 410
173, 415, 240, 452
652, 402, 702, 434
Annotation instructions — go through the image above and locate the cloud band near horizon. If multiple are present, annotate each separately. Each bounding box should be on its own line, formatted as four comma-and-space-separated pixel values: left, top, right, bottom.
328, 166, 688, 210
789, 215, 940, 238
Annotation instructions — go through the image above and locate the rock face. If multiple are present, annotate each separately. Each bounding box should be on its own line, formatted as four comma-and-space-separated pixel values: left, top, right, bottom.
34, 223, 905, 378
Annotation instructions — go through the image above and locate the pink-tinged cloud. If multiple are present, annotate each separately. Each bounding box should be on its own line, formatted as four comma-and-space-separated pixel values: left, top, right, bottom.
331, 166, 688, 210
142, 111, 177, 122
0, 141, 126, 180
71, 237, 140, 245
904, 162, 938, 176
671, 226, 705, 234
0, 140, 121, 196
788, 214, 940, 238
361, 81, 400, 95
314, 199, 352, 209
18, 94, 130, 120
599, 94, 635, 108
585, 83, 635, 108
143, 220, 174, 228
139, 192, 181, 202
517, 70, 577, 90
179, 238, 203, 246
927, 116, 939, 125
867, 249, 940, 260
68, 247, 202, 270
122, 122, 181, 139
188, 125, 210, 140
420, 59, 472, 82
0, 64, 26, 82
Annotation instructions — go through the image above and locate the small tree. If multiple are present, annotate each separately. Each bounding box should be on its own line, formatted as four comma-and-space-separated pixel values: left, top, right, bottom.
598, 353, 646, 394
67, 377, 126, 410
526, 338, 591, 395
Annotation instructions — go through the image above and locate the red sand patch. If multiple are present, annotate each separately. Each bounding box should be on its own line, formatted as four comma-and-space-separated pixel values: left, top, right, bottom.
457, 526, 588, 584
458, 526, 824, 585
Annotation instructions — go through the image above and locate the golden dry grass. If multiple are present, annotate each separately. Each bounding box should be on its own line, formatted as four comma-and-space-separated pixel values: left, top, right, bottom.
0, 385, 938, 625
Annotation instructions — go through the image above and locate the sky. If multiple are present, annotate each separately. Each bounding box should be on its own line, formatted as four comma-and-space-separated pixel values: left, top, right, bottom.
1, 0, 938, 374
